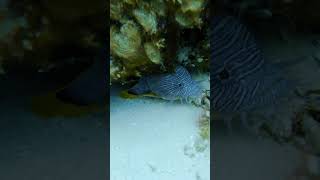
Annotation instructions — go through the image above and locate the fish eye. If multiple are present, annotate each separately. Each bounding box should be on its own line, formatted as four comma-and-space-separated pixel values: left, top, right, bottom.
218, 68, 230, 80
178, 83, 182, 87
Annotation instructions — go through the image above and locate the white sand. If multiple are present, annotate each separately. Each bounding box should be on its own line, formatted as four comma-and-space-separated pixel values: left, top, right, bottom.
110, 87, 210, 180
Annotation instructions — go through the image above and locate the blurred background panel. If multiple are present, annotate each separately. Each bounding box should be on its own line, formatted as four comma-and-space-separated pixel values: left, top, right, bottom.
0, 0, 109, 179
212, 0, 320, 180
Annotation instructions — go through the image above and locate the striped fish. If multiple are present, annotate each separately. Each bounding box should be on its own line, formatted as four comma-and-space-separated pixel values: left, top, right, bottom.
211, 16, 290, 113
128, 66, 202, 101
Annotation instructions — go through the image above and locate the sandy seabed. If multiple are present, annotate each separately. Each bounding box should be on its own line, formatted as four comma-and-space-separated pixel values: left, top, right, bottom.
110, 86, 210, 180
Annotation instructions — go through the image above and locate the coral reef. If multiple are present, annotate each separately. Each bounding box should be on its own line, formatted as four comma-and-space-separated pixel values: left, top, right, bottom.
174, 0, 206, 28
110, 0, 209, 84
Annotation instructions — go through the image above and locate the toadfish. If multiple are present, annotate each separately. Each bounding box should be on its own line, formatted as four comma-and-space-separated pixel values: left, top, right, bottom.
210, 15, 300, 132
128, 66, 202, 101
211, 15, 291, 113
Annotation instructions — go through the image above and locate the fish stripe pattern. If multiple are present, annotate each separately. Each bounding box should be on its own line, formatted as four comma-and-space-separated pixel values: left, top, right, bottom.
211, 15, 288, 113
129, 66, 202, 101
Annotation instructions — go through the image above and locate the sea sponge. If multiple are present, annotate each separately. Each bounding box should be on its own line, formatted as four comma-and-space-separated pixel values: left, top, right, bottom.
110, 56, 123, 82
110, 20, 144, 61
144, 42, 162, 64
150, 0, 167, 17
110, 0, 124, 21
179, 0, 205, 12
133, 7, 158, 34
175, 0, 206, 28
123, 0, 136, 5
